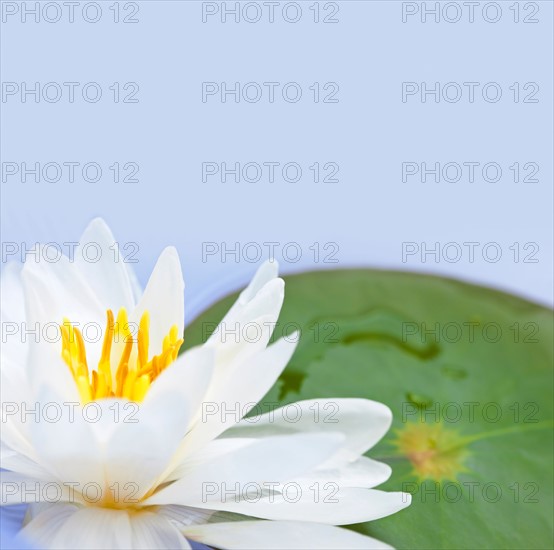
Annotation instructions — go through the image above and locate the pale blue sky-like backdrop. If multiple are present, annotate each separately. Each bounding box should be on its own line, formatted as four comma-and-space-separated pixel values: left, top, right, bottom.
1, 0, 552, 322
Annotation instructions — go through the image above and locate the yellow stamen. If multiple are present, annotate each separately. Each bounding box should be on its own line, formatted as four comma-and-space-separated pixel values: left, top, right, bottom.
76, 375, 92, 403
60, 308, 183, 404
132, 375, 150, 402
98, 310, 114, 384
137, 312, 150, 369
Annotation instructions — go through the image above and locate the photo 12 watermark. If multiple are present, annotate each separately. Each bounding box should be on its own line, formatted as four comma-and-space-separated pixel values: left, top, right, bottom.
401, 242, 539, 264
401, 81, 539, 103
1, 2, 140, 23
201, 481, 340, 504
401, 400, 540, 424
201, 241, 340, 264
401, 480, 540, 504
400, 2, 540, 24
2, 161, 140, 184
200, 2, 340, 24
202, 161, 339, 184
2, 240, 140, 264
402, 320, 540, 344
201, 400, 341, 424
2, 81, 140, 103
201, 81, 339, 103
401, 161, 539, 184
1, 401, 140, 425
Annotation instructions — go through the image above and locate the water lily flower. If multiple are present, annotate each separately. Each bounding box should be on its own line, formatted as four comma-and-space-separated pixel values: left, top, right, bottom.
1, 219, 411, 549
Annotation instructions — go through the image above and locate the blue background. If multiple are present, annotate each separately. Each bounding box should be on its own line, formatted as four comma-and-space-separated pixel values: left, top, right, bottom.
1, 0, 552, 312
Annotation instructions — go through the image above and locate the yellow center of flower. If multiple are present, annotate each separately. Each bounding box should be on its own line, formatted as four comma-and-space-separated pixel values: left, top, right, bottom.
61, 309, 183, 403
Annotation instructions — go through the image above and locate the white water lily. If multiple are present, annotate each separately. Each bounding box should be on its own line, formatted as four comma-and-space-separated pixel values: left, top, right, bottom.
1, 219, 411, 549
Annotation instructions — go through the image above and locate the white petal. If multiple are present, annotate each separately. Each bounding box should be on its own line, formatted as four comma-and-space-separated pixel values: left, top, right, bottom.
21, 244, 105, 327
223, 398, 393, 463
49, 506, 133, 549
293, 456, 392, 489
101, 415, 183, 500
0, 359, 38, 458
206, 261, 284, 375
27, 387, 104, 490
21, 504, 193, 549
19, 503, 81, 549
124, 259, 143, 303
1, 262, 27, 365
0, 472, 77, 505
213, 260, 279, 323
129, 510, 191, 549
239, 260, 280, 302
156, 504, 215, 528
145, 432, 344, 507
131, 247, 184, 357
0, 446, 53, 481
26, 340, 81, 403
74, 218, 136, 312
164, 437, 262, 483
144, 346, 214, 420
100, 391, 192, 500
208, 278, 285, 370
26, 374, 195, 501
1, 262, 25, 323
183, 520, 394, 550
176, 335, 298, 457
147, 347, 216, 483
25, 388, 176, 497
21, 250, 106, 372
197, 486, 411, 525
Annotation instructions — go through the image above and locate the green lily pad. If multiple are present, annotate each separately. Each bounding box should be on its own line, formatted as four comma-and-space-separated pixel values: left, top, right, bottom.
183, 270, 553, 549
